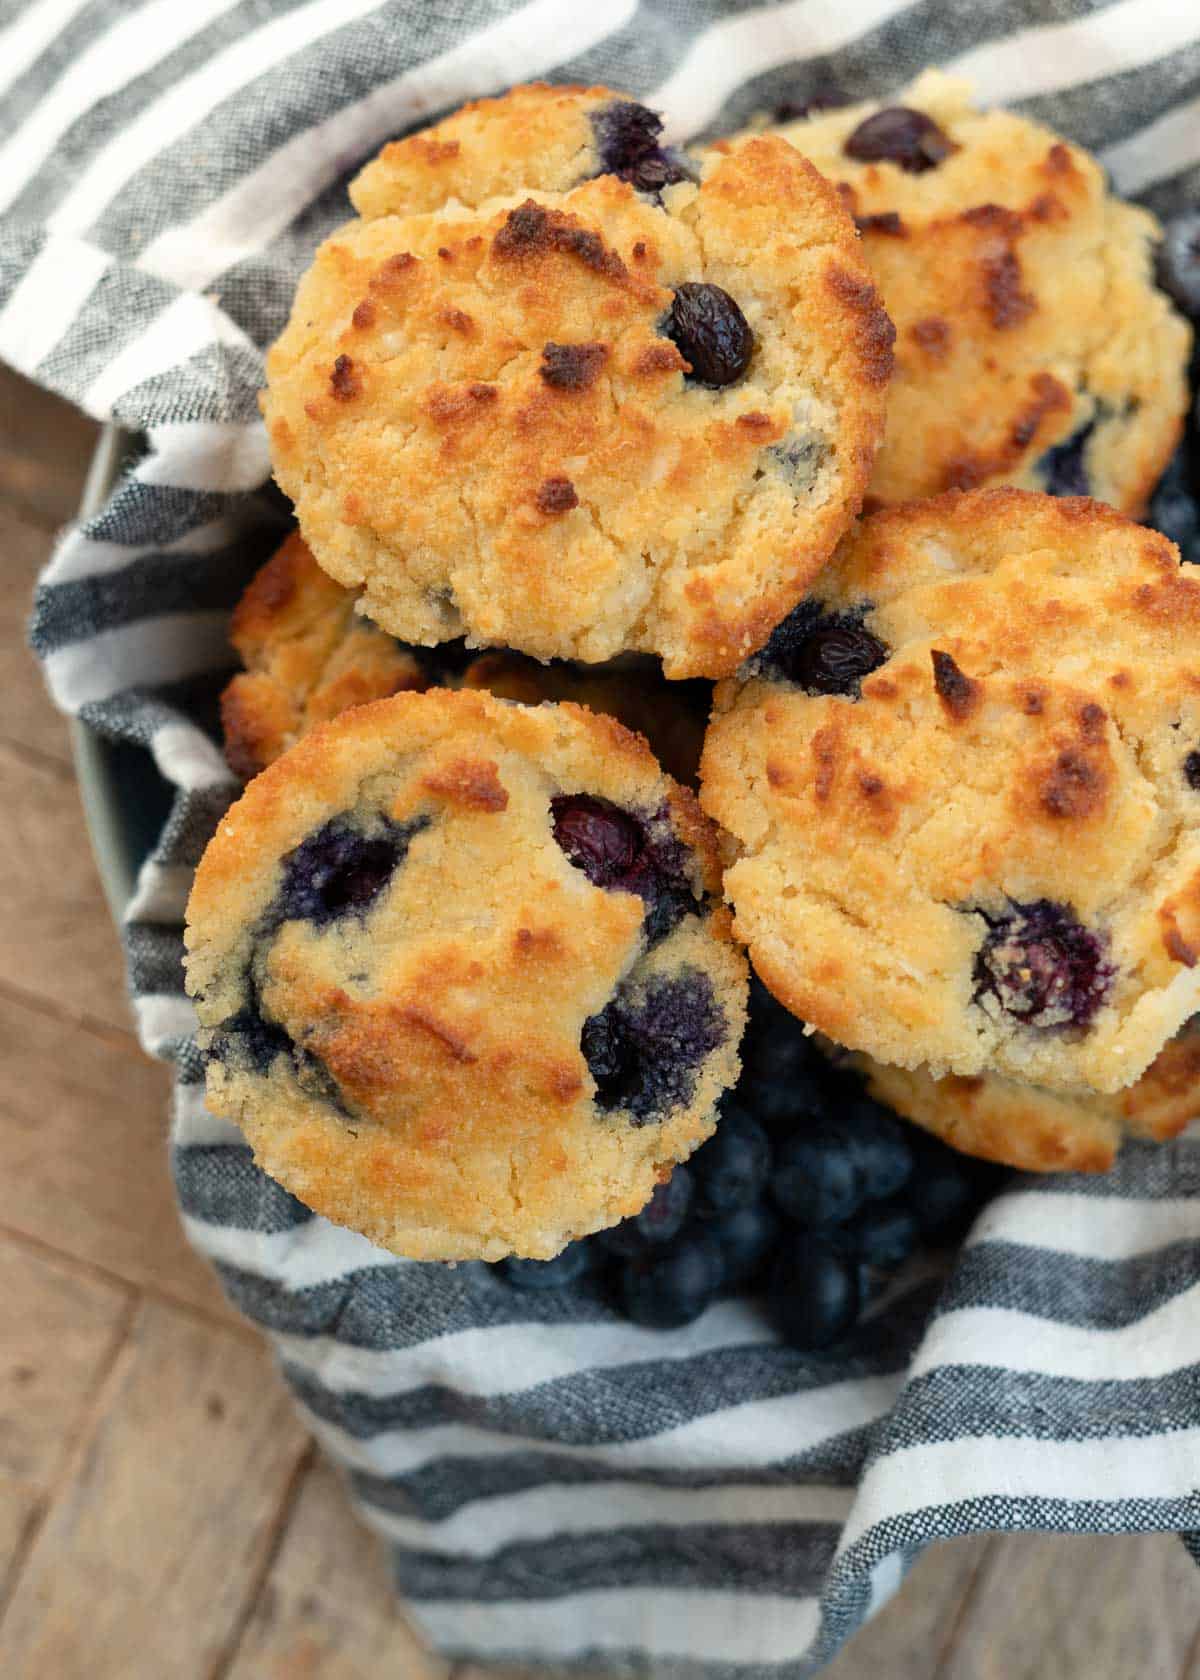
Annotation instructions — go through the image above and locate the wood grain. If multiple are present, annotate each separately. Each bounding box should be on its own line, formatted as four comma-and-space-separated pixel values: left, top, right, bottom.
0, 985, 236, 1324
225, 1454, 450, 1680
0, 1300, 310, 1680
945, 1531, 1200, 1680
0, 497, 74, 770
0, 366, 98, 531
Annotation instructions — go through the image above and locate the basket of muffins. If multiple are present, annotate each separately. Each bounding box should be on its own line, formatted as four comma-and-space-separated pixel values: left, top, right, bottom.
184, 74, 1200, 1349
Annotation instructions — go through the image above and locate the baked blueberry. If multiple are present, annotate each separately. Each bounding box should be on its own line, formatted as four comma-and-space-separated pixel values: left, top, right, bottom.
1186, 751, 1200, 791
186, 689, 747, 1262
843, 106, 955, 173
590, 100, 695, 197
753, 599, 887, 695
551, 794, 695, 942
770, 1232, 860, 1351
583, 970, 729, 1123
1037, 420, 1094, 498
619, 1229, 725, 1328
663, 283, 754, 388
973, 899, 1113, 1032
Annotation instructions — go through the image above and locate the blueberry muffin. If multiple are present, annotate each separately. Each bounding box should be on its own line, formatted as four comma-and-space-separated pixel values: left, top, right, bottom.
221, 533, 427, 780
185, 688, 748, 1261
836, 1019, 1200, 1175
459, 650, 708, 785
700, 490, 1200, 1094
262, 84, 893, 679
733, 70, 1191, 513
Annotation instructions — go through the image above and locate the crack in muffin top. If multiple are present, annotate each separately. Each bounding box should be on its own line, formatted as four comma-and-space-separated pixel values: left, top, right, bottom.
262, 83, 893, 679
186, 687, 747, 1261
700, 490, 1200, 1094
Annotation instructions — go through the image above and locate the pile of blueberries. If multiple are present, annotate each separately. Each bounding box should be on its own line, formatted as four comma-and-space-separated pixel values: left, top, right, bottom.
1150, 209, 1200, 564
501, 979, 1003, 1350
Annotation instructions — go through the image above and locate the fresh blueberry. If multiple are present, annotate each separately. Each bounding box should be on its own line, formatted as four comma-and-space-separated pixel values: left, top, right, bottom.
843, 1097, 913, 1202
582, 969, 727, 1123
773, 90, 848, 123
620, 1229, 725, 1328
1157, 209, 1200, 318
663, 283, 754, 387
551, 794, 696, 942
598, 1167, 694, 1257
906, 1150, 980, 1241
843, 107, 955, 173
1146, 446, 1200, 564
272, 815, 425, 927
772, 1124, 864, 1226
843, 1197, 919, 1269
770, 1232, 860, 1350
754, 599, 887, 696
502, 1242, 594, 1289
972, 899, 1113, 1031
1037, 420, 1094, 499
706, 1199, 782, 1288
590, 100, 695, 197
689, 1105, 771, 1215
737, 980, 833, 1126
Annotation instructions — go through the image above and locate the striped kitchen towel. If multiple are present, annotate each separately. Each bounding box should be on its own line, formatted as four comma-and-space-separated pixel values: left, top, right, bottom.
8, 2, 1200, 1673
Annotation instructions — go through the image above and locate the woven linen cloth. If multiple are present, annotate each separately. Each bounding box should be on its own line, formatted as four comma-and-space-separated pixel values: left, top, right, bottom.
7, 1, 1200, 1672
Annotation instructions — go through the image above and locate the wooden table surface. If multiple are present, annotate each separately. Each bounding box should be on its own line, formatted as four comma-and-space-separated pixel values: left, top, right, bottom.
2, 367, 1199, 1679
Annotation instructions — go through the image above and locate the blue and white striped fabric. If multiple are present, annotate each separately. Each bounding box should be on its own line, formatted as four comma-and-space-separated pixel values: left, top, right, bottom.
8, 2, 1200, 1672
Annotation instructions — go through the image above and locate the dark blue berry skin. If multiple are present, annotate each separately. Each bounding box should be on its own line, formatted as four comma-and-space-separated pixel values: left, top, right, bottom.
551, 794, 695, 944
271, 815, 427, 928
844, 1197, 919, 1269
906, 1148, 979, 1241
1037, 420, 1094, 498
772, 1125, 864, 1226
598, 1167, 694, 1258
503, 1242, 594, 1290
1157, 209, 1200, 318
843, 107, 955, 174
736, 979, 834, 1128
753, 599, 887, 696
689, 1105, 771, 1215
770, 1233, 860, 1351
706, 1200, 782, 1288
582, 969, 727, 1123
972, 899, 1113, 1031
664, 283, 755, 387
843, 1097, 913, 1202
590, 101, 695, 198
620, 1230, 725, 1329
1147, 446, 1200, 564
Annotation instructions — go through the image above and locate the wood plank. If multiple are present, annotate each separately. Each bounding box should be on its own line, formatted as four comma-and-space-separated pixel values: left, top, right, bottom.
0, 986, 238, 1324
0, 1230, 129, 1486
945, 1532, 1200, 1680
822, 1535, 994, 1679
0, 366, 98, 531
0, 498, 74, 769
224, 1454, 450, 1680
0, 737, 136, 1034
0, 1481, 40, 1616
0, 1299, 309, 1680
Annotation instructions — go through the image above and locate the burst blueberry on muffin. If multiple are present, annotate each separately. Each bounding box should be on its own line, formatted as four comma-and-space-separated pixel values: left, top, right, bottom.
220, 532, 428, 780
700, 489, 1200, 1095
726, 70, 1191, 514
186, 688, 747, 1260
262, 83, 893, 679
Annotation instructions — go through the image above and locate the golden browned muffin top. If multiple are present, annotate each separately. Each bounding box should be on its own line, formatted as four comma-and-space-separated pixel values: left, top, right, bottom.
186, 687, 747, 1260
701, 489, 1200, 1094
262, 83, 892, 678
